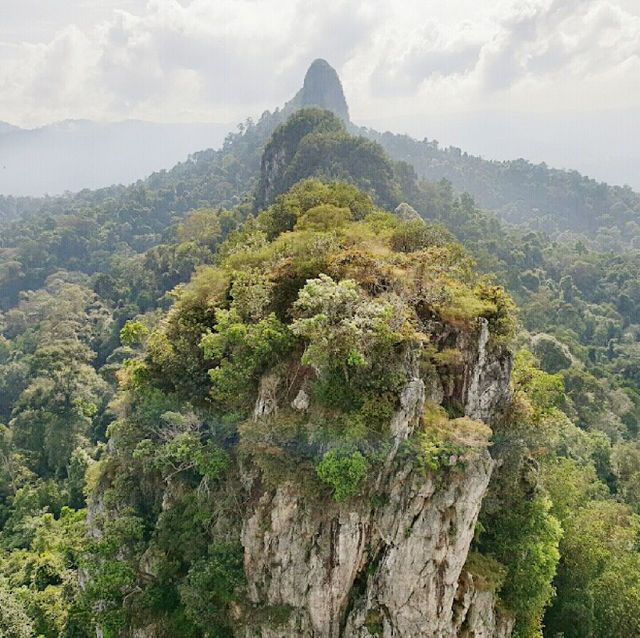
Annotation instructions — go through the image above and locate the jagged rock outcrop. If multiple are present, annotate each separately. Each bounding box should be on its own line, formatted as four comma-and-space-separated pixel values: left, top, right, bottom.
236, 326, 513, 637
288, 59, 350, 123
239, 448, 496, 638
464, 319, 512, 423
394, 202, 423, 222
452, 572, 514, 638
431, 318, 512, 424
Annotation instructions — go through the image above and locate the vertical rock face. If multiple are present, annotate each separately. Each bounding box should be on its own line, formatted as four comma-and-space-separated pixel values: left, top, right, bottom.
291, 59, 350, 123
431, 318, 512, 424
452, 572, 515, 638
464, 319, 512, 423
237, 328, 514, 638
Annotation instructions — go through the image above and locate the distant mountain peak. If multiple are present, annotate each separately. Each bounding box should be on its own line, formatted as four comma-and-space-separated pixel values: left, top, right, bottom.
289, 59, 350, 122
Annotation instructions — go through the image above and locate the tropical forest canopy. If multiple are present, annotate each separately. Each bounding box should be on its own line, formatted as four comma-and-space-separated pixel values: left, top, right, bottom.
0, 68, 639, 638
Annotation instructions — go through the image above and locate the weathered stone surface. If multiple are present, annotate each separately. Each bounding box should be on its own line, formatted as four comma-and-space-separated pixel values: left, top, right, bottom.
292, 387, 310, 411
431, 318, 511, 425
452, 571, 515, 638
254, 372, 281, 420
464, 319, 512, 423
237, 365, 508, 637
394, 202, 423, 222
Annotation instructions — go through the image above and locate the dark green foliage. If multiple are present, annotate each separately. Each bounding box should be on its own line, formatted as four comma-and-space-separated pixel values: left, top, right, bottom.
478, 496, 561, 638
180, 542, 245, 636
531, 334, 573, 373
256, 109, 399, 209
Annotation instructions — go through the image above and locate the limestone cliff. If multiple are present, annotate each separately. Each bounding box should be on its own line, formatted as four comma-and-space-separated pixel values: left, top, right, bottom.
234, 320, 513, 638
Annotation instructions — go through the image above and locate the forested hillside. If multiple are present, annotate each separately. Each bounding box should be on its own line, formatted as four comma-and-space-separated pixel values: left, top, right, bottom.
359, 126, 640, 251
0, 61, 640, 638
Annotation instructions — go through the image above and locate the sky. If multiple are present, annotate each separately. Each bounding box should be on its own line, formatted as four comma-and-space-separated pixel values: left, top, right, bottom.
1, 0, 640, 186
1, 0, 639, 127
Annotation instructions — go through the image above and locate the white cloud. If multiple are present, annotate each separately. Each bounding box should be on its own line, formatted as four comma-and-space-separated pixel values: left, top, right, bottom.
0, 0, 639, 127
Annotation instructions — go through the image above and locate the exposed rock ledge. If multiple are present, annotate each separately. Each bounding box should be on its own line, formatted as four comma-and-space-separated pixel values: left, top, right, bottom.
236, 370, 511, 637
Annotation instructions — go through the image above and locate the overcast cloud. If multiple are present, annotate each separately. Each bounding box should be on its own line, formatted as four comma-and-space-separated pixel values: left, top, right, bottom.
1, 0, 639, 128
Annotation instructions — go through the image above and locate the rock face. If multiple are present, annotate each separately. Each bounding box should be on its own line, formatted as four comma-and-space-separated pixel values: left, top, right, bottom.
237, 327, 513, 637
464, 319, 512, 423
394, 202, 423, 222
432, 318, 512, 425
453, 572, 515, 638
290, 59, 350, 122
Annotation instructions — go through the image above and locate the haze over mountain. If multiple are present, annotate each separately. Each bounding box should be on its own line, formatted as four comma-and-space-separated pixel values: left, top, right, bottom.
2, 58, 640, 254
287, 58, 350, 123
362, 107, 640, 192
0, 119, 229, 196
2, 43, 640, 197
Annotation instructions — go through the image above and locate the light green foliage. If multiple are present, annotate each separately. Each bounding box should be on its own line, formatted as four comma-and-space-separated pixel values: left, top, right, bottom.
134, 428, 229, 482
229, 268, 274, 321
316, 449, 369, 502
256, 177, 376, 239
119, 320, 149, 346
415, 431, 463, 472
0, 581, 34, 638
0, 508, 87, 638
295, 203, 353, 231
475, 282, 517, 341
291, 274, 399, 375
389, 219, 452, 253
544, 459, 640, 637
512, 350, 565, 419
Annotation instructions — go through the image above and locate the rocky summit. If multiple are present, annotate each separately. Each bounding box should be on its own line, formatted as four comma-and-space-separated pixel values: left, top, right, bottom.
289, 58, 350, 122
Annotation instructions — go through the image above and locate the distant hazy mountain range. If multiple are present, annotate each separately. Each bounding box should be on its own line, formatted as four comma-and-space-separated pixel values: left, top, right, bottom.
1, 57, 639, 222
0, 119, 229, 196
361, 107, 640, 193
